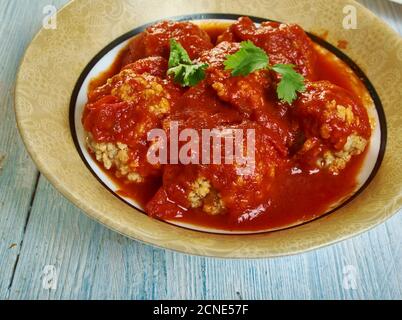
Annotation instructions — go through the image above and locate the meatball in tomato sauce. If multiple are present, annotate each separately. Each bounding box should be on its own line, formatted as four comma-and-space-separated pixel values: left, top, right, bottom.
125, 20, 213, 64
293, 81, 371, 174
218, 17, 317, 80
83, 67, 182, 183
146, 120, 282, 222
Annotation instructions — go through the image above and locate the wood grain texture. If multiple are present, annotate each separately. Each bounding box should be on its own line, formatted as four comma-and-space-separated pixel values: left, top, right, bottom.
0, 0, 401, 299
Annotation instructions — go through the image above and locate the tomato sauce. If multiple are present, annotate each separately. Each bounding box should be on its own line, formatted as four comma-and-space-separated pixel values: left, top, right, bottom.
88, 47, 130, 92
337, 39, 349, 50
174, 154, 364, 231
85, 21, 370, 232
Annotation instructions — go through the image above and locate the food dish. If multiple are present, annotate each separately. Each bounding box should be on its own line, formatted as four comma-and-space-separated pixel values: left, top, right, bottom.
80, 17, 378, 232
15, 0, 402, 257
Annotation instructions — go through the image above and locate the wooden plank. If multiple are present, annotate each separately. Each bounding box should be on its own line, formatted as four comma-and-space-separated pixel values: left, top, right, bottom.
202, 216, 402, 300
3, 0, 402, 300
9, 175, 402, 299
7, 176, 111, 299
7, 176, 207, 300
0, 0, 69, 298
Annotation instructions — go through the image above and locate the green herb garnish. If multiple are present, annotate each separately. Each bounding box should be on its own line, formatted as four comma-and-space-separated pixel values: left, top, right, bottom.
224, 41, 306, 104
271, 64, 306, 104
223, 40, 269, 77
167, 39, 208, 87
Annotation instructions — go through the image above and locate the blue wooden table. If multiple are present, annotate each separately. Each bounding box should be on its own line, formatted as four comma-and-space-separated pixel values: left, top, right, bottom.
0, 0, 401, 300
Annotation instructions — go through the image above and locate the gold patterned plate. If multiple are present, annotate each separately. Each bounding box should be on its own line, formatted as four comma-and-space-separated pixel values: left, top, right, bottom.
15, 0, 402, 257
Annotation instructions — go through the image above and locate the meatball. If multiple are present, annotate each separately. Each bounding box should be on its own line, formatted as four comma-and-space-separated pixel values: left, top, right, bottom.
83, 96, 162, 183
122, 56, 168, 78
188, 177, 225, 215
196, 41, 293, 154
83, 68, 181, 183
146, 120, 282, 221
86, 136, 144, 183
146, 171, 226, 218
217, 17, 317, 80
88, 68, 181, 117
198, 41, 240, 69
198, 41, 272, 116
293, 81, 371, 174
127, 21, 213, 62
167, 81, 243, 128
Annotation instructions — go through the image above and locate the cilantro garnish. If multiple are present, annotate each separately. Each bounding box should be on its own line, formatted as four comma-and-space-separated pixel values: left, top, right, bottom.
167, 39, 208, 87
223, 40, 269, 76
167, 39, 305, 103
224, 41, 306, 104
271, 64, 306, 104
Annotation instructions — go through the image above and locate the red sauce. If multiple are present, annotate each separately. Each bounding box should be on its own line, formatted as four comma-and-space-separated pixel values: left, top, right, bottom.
318, 30, 329, 40
88, 47, 130, 92
337, 39, 349, 50
84, 20, 371, 232
175, 154, 364, 231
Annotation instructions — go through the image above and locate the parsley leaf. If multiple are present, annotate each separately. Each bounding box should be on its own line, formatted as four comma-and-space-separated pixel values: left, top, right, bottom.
168, 39, 192, 67
223, 40, 269, 76
168, 63, 208, 87
167, 39, 207, 87
223, 41, 306, 104
271, 64, 306, 104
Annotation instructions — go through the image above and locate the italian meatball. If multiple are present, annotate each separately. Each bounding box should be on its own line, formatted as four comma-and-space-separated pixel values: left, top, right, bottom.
126, 21, 213, 63
196, 41, 294, 153
217, 17, 317, 80
122, 56, 168, 78
293, 81, 371, 174
83, 68, 182, 183
146, 120, 282, 221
